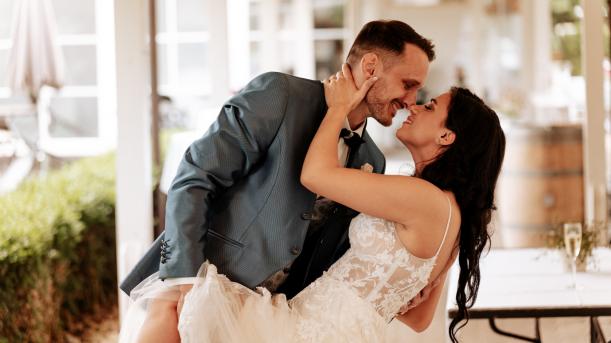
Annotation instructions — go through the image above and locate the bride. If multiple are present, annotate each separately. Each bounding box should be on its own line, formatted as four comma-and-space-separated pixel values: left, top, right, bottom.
126, 64, 505, 342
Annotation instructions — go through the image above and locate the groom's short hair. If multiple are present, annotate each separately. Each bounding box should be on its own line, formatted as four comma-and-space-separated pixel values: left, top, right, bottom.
346, 20, 435, 67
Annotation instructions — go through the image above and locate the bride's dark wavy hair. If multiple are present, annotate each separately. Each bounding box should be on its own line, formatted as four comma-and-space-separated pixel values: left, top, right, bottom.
419, 87, 505, 342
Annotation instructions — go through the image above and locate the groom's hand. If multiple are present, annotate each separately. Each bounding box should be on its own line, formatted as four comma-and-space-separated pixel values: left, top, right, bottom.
398, 246, 458, 314
177, 284, 194, 315
398, 277, 441, 314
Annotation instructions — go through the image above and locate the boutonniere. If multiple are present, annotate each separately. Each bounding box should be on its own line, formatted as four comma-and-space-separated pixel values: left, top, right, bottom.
360, 163, 373, 173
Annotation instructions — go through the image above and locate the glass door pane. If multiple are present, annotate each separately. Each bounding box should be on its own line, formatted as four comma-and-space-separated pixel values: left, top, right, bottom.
52, 0, 96, 35
49, 97, 98, 138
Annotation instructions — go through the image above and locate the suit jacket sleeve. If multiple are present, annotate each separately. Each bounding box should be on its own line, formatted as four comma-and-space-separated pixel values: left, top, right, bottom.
159, 72, 289, 279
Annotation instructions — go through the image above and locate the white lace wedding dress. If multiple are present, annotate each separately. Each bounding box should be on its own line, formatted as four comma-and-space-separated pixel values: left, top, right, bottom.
175, 203, 452, 343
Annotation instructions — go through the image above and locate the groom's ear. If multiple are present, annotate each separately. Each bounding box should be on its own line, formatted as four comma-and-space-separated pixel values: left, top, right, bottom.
360, 53, 379, 78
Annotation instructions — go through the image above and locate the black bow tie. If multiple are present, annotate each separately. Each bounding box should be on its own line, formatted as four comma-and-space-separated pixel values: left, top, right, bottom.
340, 128, 365, 149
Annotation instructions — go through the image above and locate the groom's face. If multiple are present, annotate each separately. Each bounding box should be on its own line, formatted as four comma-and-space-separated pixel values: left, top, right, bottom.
365, 44, 429, 127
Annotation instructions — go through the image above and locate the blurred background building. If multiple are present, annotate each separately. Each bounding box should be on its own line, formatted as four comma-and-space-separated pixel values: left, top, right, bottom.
0, 0, 607, 154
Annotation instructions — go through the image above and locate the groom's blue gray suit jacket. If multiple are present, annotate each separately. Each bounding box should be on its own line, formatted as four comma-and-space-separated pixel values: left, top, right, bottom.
120, 72, 385, 294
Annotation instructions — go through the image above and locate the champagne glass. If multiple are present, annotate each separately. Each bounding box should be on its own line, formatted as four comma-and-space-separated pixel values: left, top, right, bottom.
563, 222, 582, 289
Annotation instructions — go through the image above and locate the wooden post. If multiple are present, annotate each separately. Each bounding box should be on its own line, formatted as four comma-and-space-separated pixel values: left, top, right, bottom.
581, 0, 608, 243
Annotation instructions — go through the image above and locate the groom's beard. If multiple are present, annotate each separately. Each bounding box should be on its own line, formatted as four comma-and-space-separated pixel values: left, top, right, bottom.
365, 82, 395, 127
366, 99, 393, 127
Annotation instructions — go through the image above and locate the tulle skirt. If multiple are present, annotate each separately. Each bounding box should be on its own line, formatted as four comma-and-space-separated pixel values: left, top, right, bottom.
120, 262, 388, 343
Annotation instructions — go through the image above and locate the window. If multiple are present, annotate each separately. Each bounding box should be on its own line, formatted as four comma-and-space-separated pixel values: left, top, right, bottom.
0, 0, 16, 99
0, 0, 116, 155
155, 0, 212, 129
247, 0, 351, 81
313, 0, 349, 80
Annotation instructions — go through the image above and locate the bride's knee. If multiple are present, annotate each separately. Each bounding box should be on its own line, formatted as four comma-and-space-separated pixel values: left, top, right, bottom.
149, 298, 179, 314
136, 299, 180, 343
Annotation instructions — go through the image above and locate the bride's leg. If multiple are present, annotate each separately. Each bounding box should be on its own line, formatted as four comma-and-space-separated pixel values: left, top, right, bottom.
136, 298, 180, 343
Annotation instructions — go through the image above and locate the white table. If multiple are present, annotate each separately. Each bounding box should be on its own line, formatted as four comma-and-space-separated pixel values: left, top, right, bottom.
446, 248, 611, 342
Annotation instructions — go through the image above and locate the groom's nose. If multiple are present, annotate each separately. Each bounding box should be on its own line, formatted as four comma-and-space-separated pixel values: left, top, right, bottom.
401, 91, 417, 107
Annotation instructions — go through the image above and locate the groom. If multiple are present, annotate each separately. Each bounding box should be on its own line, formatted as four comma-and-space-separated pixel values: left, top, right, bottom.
121, 20, 436, 306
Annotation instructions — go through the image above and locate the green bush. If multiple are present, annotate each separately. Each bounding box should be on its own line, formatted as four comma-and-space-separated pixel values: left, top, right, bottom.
0, 154, 117, 342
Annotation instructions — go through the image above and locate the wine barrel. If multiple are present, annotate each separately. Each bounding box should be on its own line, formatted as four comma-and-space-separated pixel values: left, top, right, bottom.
497, 123, 583, 247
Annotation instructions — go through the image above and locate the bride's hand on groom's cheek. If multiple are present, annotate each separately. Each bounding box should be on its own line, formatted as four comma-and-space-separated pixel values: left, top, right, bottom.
323, 63, 377, 113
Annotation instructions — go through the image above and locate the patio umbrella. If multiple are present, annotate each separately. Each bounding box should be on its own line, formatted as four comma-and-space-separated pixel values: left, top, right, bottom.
1, 0, 64, 184
6, 0, 64, 103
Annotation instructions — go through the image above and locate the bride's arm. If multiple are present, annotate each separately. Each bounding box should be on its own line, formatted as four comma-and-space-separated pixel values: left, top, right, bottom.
395, 248, 458, 332
395, 273, 448, 332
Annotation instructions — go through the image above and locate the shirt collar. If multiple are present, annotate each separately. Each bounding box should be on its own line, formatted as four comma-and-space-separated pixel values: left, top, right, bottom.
343, 118, 366, 137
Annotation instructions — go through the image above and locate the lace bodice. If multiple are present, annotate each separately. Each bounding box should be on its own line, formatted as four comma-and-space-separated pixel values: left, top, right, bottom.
325, 202, 451, 322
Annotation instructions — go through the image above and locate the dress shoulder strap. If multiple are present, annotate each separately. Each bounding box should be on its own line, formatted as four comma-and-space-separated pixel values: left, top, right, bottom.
433, 195, 452, 257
